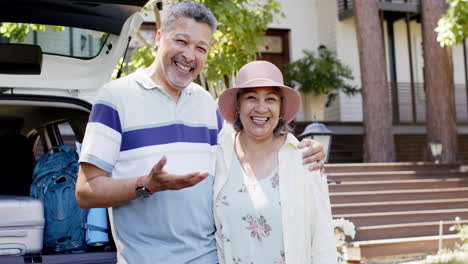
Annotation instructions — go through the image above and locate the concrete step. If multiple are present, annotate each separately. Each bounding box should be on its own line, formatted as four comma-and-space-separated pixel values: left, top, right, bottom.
326, 162, 465, 260
325, 162, 460, 173
354, 220, 468, 241
327, 170, 468, 182
351, 235, 461, 260
334, 208, 468, 226
329, 178, 468, 192
331, 198, 468, 214
330, 187, 468, 203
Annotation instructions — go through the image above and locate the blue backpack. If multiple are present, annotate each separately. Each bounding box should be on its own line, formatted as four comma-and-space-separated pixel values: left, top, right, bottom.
30, 145, 87, 253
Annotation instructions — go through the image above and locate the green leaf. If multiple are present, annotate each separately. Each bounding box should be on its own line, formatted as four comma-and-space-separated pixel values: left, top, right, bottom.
0, 23, 66, 43
436, 0, 468, 47
284, 49, 360, 106
0, 1, 284, 99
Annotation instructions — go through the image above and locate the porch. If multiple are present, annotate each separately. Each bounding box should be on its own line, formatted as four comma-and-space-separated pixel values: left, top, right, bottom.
293, 122, 468, 164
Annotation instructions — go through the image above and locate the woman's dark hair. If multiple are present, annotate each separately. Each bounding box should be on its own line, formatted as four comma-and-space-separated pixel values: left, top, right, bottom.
232, 87, 294, 136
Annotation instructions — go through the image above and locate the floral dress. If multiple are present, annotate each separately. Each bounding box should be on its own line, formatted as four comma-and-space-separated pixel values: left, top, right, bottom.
215, 154, 285, 264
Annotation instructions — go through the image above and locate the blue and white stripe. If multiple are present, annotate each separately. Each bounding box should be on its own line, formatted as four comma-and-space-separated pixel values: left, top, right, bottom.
121, 123, 217, 151
78, 69, 221, 264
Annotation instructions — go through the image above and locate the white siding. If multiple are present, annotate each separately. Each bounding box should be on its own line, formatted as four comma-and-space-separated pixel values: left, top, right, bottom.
37, 28, 70, 56
316, 0, 338, 52
453, 44, 467, 84
325, 94, 341, 121
397, 83, 468, 122
455, 84, 468, 122
316, 0, 341, 121
335, 17, 363, 122
329, 8, 467, 123
145, 0, 468, 124
25, 27, 103, 58
390, 18, 467, 123
269, 0, 320, 61
269, 0, 322, 121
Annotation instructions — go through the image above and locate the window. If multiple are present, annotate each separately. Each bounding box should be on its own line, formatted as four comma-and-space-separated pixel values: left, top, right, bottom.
0, 23, 108, 59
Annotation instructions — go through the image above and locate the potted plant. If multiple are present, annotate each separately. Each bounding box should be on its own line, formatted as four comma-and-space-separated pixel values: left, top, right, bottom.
284, 47, 359, 121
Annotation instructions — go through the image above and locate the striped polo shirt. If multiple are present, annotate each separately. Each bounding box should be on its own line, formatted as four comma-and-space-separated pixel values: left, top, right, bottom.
79, 68, 223, 264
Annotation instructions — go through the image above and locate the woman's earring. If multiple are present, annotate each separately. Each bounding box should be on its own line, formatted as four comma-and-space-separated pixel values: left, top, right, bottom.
152, 44, 159, 56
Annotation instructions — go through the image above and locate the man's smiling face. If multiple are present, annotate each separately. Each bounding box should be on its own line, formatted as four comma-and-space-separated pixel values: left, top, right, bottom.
155, 16, 212, 96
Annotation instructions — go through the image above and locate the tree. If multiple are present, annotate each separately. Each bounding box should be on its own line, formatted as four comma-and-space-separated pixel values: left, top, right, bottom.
0, 23, 64, 42
120, 0, 283, 98
354, 0, 396, 162
0, 1, 282, 98
422, 0, 458, 163
436, 0, 468, 47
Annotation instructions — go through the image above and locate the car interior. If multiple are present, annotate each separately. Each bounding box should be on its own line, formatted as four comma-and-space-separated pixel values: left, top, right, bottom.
0, 95, 120, 263
0, 1, 150, 262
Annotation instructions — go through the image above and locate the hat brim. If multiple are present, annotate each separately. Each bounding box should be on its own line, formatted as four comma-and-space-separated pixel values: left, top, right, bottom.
218, 83, 301, 124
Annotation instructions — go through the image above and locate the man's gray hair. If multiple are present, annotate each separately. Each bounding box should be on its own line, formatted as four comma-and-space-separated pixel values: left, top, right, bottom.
161, 1, 218, 34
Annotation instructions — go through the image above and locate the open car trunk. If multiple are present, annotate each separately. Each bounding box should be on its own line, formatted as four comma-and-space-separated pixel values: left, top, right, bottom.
0, 95, 117, 263
0, 1, 150, 261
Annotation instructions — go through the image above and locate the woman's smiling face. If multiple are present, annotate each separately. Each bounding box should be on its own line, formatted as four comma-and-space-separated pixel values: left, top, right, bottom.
237, 87, 282, 140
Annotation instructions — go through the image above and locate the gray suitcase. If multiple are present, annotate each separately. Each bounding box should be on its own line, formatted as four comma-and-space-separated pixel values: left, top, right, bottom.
0, 252, 117, 264
0, 195, 44, 256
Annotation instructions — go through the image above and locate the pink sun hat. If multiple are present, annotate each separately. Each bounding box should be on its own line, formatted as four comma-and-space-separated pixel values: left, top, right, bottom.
218, 60, 301, 124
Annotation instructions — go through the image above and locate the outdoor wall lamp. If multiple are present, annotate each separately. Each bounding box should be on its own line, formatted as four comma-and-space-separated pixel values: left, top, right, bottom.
318, 44, 327, 58
429, 139, 443, 164
299, 118, 334, 163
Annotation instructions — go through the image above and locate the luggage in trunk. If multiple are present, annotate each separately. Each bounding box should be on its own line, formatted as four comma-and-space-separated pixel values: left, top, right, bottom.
0, 196, 44, 256
0, 252, 117, 264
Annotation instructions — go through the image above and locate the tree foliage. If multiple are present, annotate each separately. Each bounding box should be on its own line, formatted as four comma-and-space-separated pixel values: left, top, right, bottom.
121, 0, 282, 94
0, 1, 282, 97
199, 0, 282, 81
0, 23, 64, 42
436, 0, 468, 47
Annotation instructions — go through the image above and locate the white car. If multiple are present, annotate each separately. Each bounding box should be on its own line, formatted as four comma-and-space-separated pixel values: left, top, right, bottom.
0, 1, 149, 263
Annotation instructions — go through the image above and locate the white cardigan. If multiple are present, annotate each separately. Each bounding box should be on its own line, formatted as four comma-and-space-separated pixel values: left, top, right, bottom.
213, 129, 338, 264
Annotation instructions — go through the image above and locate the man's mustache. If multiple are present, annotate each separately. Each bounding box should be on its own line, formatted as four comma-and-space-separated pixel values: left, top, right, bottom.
174, 55, 197, 69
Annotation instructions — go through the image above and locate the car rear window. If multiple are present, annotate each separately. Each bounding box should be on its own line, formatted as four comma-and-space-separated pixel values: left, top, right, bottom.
0, 23, 108, 59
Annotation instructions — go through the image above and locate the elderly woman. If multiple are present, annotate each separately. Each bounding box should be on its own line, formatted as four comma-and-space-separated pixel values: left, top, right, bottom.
214, 61, 337, 264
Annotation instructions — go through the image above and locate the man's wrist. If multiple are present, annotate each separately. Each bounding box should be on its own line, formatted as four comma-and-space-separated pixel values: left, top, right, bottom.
136, 176, 156, 196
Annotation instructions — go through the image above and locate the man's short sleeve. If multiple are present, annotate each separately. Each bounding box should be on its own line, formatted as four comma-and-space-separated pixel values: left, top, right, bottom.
79, 88, 122, 173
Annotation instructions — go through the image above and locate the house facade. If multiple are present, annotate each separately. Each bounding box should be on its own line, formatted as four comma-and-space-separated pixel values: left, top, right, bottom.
7, 0, 466, 163
264, 0, 468, 163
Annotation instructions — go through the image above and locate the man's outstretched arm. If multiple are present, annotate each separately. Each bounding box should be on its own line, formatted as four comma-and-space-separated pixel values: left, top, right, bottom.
75, 156, 208, 209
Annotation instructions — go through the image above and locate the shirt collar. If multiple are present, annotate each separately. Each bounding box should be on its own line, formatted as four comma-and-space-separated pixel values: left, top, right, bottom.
284, 133, 300, 149
134, 68, 193, 96
134, 68, 162, 90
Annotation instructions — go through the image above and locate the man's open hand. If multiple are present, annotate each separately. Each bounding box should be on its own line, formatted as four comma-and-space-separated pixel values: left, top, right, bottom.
143, 156, 209, 193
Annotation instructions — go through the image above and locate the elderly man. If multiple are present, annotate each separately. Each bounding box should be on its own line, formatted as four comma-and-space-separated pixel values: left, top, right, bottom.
76, 1, 326, 263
